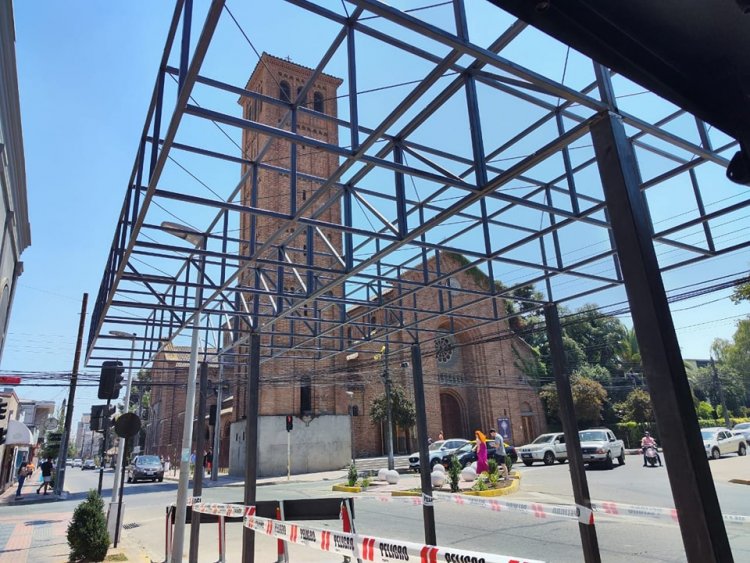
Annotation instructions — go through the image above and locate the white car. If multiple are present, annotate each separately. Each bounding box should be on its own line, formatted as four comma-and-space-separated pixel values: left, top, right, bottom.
73, 459, 82, 468
408, 439, 470, 471
701, 427, 747, 459
518, 432, 567, 466
733, 422, 750, 442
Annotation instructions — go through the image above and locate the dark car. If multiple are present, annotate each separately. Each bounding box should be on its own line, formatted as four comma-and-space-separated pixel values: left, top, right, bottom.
441, 441, 518, 468
127, 455, 164, 483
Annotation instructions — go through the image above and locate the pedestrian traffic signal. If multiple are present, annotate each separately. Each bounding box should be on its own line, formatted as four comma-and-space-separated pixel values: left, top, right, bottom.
98, 361, 125, 400
209, 404, 217, 427
0, 399, 7, 420
0, 428, 5, 445
286, 415, 293, 432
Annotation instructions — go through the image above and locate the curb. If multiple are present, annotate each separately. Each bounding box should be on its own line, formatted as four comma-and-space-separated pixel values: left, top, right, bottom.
461, 478, 520, 497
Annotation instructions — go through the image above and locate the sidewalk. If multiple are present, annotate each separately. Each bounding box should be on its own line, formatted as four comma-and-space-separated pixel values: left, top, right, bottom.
0, 474, 147, 562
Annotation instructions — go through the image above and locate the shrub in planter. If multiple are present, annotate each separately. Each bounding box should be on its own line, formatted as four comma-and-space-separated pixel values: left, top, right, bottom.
67, 489, 110, 562
448, 456, 461, 493
347, 462, 358, 487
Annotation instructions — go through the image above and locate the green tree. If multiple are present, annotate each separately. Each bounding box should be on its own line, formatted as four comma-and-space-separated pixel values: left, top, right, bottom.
67, 490, 110, 561
574, 364, 612, 386
539, 376, 608, 426
696, 401, 715, 419
616, 326, 641, 375
370, 386, 416, 444
616, 388, 654, 423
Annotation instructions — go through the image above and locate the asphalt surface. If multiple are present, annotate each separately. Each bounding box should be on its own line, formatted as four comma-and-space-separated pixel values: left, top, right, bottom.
2, 453, 748, 562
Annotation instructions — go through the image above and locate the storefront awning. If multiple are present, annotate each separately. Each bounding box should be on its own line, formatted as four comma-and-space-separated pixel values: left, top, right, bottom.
5, 420, 34, 446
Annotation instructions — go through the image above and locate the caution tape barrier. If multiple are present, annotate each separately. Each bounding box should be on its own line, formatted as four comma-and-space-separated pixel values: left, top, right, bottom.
189, 501, 544, 562
243, 511, 544, 563
362, 492, 750, 527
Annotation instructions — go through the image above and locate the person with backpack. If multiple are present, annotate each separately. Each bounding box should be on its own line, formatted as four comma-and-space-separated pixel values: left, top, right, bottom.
15, 462, 30, 497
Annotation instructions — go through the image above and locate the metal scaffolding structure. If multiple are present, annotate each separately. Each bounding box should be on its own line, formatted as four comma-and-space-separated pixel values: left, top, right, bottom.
84, 1, 749, 561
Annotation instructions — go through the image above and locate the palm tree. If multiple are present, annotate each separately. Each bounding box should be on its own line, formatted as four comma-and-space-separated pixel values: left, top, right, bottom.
617, 326, 641, 376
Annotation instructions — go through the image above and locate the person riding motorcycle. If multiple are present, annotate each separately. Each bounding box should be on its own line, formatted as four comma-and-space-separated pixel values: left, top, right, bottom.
641, 431, 662, 466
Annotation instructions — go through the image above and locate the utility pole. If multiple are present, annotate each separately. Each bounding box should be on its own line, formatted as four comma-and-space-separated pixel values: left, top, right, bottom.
710, 356, 731, 429
211, 357, 224, 481
55, 292, 88, 496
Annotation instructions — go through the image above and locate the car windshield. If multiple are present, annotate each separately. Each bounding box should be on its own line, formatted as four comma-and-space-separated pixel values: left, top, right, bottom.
701, 430, 717, 440
734, 423, 750, 430
532, 434, 555, 444
454, 443, 474, 454
579, 431, 607, 442
428, 441, 446, 451
138, 456, 161, 465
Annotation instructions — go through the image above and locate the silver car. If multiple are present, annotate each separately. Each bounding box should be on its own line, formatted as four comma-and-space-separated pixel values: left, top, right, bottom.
408, 439, 469, 471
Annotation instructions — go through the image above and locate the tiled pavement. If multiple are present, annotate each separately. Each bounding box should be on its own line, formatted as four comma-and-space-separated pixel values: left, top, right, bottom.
0, 473, 146, 562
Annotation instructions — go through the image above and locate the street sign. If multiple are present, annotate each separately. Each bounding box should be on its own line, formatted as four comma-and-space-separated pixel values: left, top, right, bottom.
114, 412, 141, 438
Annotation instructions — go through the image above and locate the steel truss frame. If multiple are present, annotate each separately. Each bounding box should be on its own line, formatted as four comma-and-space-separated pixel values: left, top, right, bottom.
86, 2, 747, 560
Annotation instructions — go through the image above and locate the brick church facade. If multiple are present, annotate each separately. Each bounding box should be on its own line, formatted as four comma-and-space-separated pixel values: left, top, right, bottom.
146, 54, 545, 471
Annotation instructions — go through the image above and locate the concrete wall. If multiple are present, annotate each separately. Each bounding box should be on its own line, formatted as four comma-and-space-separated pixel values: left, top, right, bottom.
229, 415, 350, 478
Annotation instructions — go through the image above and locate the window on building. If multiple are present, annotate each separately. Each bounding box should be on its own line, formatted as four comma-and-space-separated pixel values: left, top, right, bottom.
300, 376, 312, 415
280, 81, 291, 103
313, 91, 324, 112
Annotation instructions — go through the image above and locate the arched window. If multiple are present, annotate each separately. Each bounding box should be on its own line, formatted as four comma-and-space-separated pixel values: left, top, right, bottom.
313, 91, 324, 112
279, 81, 291, 103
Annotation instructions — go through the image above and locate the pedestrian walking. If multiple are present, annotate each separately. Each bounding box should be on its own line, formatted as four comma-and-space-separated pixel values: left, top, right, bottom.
37, 457, 54, 495
16, 462, 30, 497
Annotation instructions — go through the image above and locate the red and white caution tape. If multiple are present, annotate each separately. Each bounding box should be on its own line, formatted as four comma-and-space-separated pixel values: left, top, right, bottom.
365, 492, 750, 527
242, 510, 544, 563
192, 502, 245, 518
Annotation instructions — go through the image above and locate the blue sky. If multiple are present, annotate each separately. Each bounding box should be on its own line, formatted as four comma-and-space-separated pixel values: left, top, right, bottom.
4, 1, 749, 423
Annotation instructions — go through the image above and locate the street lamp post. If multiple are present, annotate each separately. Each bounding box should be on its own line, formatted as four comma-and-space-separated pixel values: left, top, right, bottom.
346, 391, 355, 462
107, 331, 137, 540
162, 221, 206, 563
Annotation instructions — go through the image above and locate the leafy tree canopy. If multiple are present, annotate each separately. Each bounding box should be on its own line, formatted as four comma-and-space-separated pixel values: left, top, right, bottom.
615, 388, 653, 423
369, 385, 416, 429
539, 376, 608, 426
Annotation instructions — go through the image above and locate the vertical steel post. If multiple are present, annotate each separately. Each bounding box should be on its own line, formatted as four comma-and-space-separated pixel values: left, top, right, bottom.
97, 397, 112, 496
211, 356, 224, 482
55, 293, 88, 496
189, 362, 209, 561
590, 110, 733, 562
178, 0, 193, 93
411, 344, 436, 546
544, 304, 600, 563
242, 332, 261, 563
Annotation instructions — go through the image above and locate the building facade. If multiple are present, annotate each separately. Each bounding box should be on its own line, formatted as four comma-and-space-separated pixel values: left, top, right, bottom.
0, 1, 31, 363
147, 55, 545, 476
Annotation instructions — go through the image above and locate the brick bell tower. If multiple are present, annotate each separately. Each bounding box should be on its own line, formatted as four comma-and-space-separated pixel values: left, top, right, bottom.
235, 54, 344, 419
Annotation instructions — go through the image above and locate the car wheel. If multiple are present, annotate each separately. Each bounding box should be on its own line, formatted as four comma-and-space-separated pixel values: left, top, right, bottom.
711, 447, 721, 460
604, 453, 614, 470
430, 458, 440, 469
158, 477, 164, 482
522, 460, 533, 467
738, 443, 747, 456
127, 475, 132, 483
152, 478, 156, 482
618, 450, 626, 465
542, 451, 555, 465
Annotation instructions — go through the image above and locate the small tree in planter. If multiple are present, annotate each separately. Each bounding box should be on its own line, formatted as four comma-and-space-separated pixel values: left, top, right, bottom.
447, 456, 461, 493
67, 490, 110, 562
347, 462, 358, 487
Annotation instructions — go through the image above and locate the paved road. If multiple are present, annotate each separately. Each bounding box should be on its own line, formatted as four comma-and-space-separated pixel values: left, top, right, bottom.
1, 453, 748, 562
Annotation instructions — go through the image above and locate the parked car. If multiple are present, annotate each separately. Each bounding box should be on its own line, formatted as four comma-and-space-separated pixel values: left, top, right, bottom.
518, 432, 567, 466
73, 459, 82, 468
578, 428, 625, 469
81, 459, 96, 470
732, 422, 750, 443
408, 439, 470, 471
441, 440, 518, 469
702, 427, 747, 459
66, 458, 73, 467
127, 455, 164, 483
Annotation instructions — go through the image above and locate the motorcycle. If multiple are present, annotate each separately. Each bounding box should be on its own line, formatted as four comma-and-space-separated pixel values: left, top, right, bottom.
643, 445, 659, 467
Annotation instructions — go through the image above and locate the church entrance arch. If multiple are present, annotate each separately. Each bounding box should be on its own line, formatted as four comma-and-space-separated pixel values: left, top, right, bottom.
440, 392, 465, 439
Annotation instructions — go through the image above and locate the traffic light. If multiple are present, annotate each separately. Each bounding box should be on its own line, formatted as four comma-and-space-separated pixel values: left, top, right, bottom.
209, 405, 217, 427
98, 361, 124, 400
286, 415, 293, 432
0, 399, 7, 420
90, 404, 115, 432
